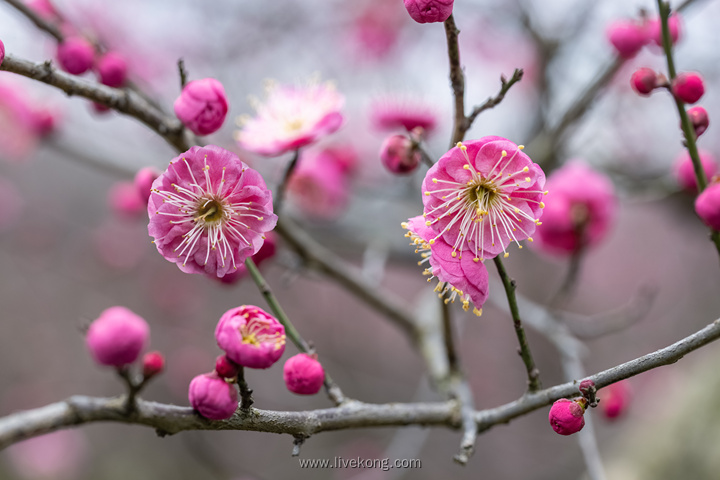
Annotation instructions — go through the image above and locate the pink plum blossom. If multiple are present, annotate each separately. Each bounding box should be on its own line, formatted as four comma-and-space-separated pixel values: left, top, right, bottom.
148, 145, 277, 278
674, 150, 717, 192
287, 149, 352, 220
601, 381, 631, 420
403, 215, 489, 316
173, 78, 228, 136
56, 37, 95, 75
7, 430, 87, 479
352, 0, 405, 60
188, 373, 238, 420
695, 181, 720, 230
283, 353, 325, 395
421, 137, 546, 260
236, 79, 344, 156
380, 134, 421, 174
403, 0, 454, 24
371, 97, 438, 134
96, 52, 128, 88
134, 166, 161, 205
534, 163, 616, 255
86, 306, 149, 367
548, 398, 586, 435
215, 305, 286, 369
648, 13, 682, 46
606, 20, 648, 59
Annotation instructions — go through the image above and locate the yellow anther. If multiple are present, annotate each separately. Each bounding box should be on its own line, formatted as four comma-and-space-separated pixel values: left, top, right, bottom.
473, 308, 483, 317
501, 150, 507, 157
528, 237, 534, 242
425, 221, 432, 226
456, 142, 463, 148
424, 192, 430, 196
518, 245, 523, 249
451, 251, 457, 258
539, 202, 545, 208
432, 178, 438, 183
518, 145, 524, 150
525, 177, 531, 182
473, 257, 480, 262
429, 239, 435, 245
522, 166, 529, 172
463, 164, 470, 170
504, 252, 509, 258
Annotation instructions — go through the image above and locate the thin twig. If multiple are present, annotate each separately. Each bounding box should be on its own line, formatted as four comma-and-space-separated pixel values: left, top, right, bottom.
444, 14, 465, 147
493, 256, 541, 392
236, 367, 254, 411
3, 0, 63, 41
440, 296, 458, 374
274, 149, 301, 214
465, 68, 524, 131
178, 58, 188, 89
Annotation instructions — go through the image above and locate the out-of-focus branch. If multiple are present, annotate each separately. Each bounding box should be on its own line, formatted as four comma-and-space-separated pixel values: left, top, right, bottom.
3, 0, 63, 41
274, 149, 301, 214
444, 14, 465, 147
2, 317, 719, 451
0, 54, 193, 152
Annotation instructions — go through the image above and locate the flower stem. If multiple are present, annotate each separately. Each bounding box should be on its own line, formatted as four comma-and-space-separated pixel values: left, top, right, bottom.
493, 256, 541, 392
656, 0, 720, 257
236, 367, 254, 410
444, 15, 465, 148
243, 257, 346, 405
274, 148, 301, 214
440, 294, 459, 374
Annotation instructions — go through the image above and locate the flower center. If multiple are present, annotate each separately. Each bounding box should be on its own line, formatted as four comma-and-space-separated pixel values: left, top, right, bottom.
195, 197, 224, 224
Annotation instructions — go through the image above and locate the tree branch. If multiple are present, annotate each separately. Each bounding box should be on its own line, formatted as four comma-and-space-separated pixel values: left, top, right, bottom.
465, 68, 524, 132
444, 14, 465, 147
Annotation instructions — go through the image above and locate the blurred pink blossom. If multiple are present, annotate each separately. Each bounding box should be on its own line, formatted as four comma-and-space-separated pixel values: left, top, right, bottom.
600, 381, 632, 419
56, 37, 95, 75
371, 97, 438, 134
86, 306, 149, 367
108, 181, 145, 218
287, 149, 352, 220
6, 430, 87, 479
606, 20, 648, 59
674, 150, 717, 192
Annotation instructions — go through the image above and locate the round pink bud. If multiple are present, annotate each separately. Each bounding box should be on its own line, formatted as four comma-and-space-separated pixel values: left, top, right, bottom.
86, 306, 149, 367
56, 37, 95, 75
600, 381, 631, 419
108, 181, 145, 217
215, 305, 286, 369
215, 354, 240, 379
0, 39, 5, 67
695, 181, 720, 230
283, 353, 325, 395
380, 135, 421, 174
648, 13, 681, 47
173, 78, 228, 136
142, 351, 165, 378
674, 150, 718, 192
606, 20, 648, 59
403, 0, 454, 24
687, 106, 709, 138
96, 52, 128, 88
188, 373, 238, 420
548, 398, 586, 436
133, 166, 161, 205
672, 72, 705, 104
630, 68, 658, 96
578, 379, 595, 396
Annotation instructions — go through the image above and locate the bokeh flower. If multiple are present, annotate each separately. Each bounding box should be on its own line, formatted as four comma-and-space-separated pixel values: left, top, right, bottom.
235, 79, 344, 156
674, 150, 717, 192
371, 97, 438, 134
148, 145, 277, 278
287, 148, 353, 220
215, 305, 286, 369
86, 306, 149, 367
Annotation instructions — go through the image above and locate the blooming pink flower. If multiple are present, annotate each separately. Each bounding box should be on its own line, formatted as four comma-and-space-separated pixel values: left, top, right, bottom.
174, 78, 228, 136
283, 353, 325, 395
600, 381, 631, 419
630, 67, 658, 96
534, 163, 616, 255
56, 37, 95, 75
96, 52, 128, 88
148, 145, 277, 278
215, 232, 277, 285
215, 305, 286, 369
134, 166, 161, 205
672, 72, 704, 104
108, 180, 145, 218
648, 13, 682, 46
403, 215, 489, 315
687, 106, 709, 138
236, 79, 344, 156
142, 351, 165, 378
371, 97, 438, 134
188, 373, 238, 420
86, 306, 149, 367
380, 134, 421, 174
403, 0, 454, 24
695, 181, 720, 230
287, 150, 351, 220
549, 398, 586, 435
421, 137, 546, 260
674, 150, 717, 192
606, 20, 648, 59
215, 354, 240, 379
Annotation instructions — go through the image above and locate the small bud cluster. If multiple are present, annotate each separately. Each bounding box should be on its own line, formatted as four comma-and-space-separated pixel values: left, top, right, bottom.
548, 379, 633, 435
606, 13, 681, 59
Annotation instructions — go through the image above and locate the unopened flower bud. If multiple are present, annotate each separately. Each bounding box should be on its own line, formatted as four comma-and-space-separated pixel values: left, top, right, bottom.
215, 306, 286, 369
56, 37, 94, 75
695, 181, 720, 230
142, 351, 165, 378
174, 78, 228, 136
403, 0, 454, 24
188, 373, 238, 420
606, 20, 648, 59
215, 355, 240, 379
134, 167, 161, 205
380, 134, 421, 174
96, 52, 128, 88
283, 353, 325, 395
648, 13, 682, 47
687, 106, 709, 138
630, 68, 658, 96
548, 398, 586, 436
674, 150, 717, 192
672, 72, 705, 104
86, 306, 149, 367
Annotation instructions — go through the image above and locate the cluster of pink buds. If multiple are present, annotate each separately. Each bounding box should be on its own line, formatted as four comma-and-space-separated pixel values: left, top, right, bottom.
606, 13, 681, 59
85, 306, 165, 381
55, 39, 129, 88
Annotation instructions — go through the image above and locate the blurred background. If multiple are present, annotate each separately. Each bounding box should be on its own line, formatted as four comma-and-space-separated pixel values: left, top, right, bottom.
1, 0, 720, 478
